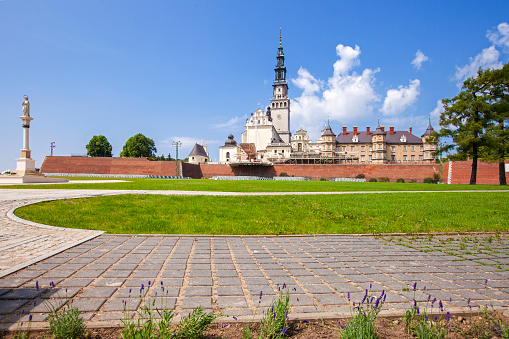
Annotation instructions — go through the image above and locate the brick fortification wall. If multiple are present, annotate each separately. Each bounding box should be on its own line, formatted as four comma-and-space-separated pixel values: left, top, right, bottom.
41, 156, 177, 176
194, 163, 439, 182
442, 160, 509, 185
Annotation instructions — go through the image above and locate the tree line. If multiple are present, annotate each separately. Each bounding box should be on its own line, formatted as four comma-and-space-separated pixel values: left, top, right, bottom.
85, 133, 176, 161
437, 63, 508, 185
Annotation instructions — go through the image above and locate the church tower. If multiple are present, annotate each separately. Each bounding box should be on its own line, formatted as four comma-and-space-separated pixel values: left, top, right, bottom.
270, 31, 291, 143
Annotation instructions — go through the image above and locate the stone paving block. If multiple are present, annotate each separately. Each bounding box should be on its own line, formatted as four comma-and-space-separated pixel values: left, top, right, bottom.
215, 270, 239, 277
102, 298, 141, 311
138, 264, 163, 270
0, 299, 29, 314
1, 288, 42, 299
217, 286, 244, 296
295, 276, 323, 284
214, 264, 235, 270
303, 284, 334, 294
221, 308, 253, 316
111, 264, 138, 270
103, 270, 132, 278
159, 279, 184, 287
216, 278, 241, 286
181, 297, 211, 309
240, 270, 264, 277
161, 270, 185, 278
189, 271, 212, 278
59, 278, 94, 287
314, 294, 348, 306
72, 298, 107, 312
42, 287, 80, 299
345, 275, 373, 283
80, 287, 117, 298
132, 271, 159, 279
74, 270, 105, 278
28, 263, 60, 271
188, 278, 212, 286
184, 286, 211, 296
190, 264, 211, 270
329, 283, 363, 293
11, 270, 45, 279
94, 278, 126, 287
30, 298, 67, 313
41, 270, 76, 279
247, 285, 276, 296
244, 278, 270, 285
217, 296, 248, 308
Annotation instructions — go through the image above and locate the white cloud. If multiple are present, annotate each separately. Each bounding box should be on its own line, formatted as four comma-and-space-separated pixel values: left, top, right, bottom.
212, 117, 241, 129
291, 44, 379, 140
380, 79, 421, 116
429, 99, 443, 124
454, 46, 502, 85
487, 22, 509, 50
411, 50, 428, 70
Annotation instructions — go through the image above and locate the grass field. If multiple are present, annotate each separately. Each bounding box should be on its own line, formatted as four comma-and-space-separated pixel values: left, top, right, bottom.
2, 178, 509, 192
14, 192, 509, 235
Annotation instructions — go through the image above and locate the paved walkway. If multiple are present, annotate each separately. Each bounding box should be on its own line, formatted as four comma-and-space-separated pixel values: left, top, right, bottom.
0, 188, 508, 329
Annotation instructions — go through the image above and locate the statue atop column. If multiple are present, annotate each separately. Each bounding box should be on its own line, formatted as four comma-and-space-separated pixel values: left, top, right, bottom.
22, 95, 30, 117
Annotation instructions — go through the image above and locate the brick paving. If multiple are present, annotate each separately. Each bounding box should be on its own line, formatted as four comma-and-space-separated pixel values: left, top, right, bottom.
0, 188, 508, 329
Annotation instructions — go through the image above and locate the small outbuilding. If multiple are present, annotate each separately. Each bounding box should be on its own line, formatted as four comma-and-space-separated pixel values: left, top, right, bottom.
188, 143, 210, 164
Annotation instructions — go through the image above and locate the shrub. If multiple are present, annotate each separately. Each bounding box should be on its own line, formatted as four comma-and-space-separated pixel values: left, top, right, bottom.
355, 174, 366, 179
47, 303, 86, 339
378, 177, 390, 182
409, 179, 417, 183
369, 178, 377, 182
433, 172, 441, 183
279, 172, 289, 177
423, 177, 435, 184
396, 178, 405, 183
320, 177, 327, 181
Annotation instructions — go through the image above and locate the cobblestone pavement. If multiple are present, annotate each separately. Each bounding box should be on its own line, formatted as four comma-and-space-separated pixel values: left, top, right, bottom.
0, 188, 508, 329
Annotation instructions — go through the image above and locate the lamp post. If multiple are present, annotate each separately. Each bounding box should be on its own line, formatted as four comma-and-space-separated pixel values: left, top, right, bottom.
172, 141, 182, 177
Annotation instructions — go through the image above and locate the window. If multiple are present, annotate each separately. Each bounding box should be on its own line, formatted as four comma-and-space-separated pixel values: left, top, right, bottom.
361, 146, 365, 152
336, 147, 340, 152
323, 145, 325, 150
411, 155, 415, 161
391, 146, 395, 152
361, 155, 365, 161
420, 146, 423, 151
419, 155, 423, 160
404, 146, 407, 151
391, 155, 395, 161
425, 153, 429, 158
274, 150, 277, 154
369, 155, 372, 161
426, 145, 429, 150
403, 155, 407, 161
328, 145, 331, 150
411, 146, 415, 151
226, 152, 230, 158
351, 146, 354, 152
369, 146, 372, 151
342, 146, 346, 152
378, 144, 382, 149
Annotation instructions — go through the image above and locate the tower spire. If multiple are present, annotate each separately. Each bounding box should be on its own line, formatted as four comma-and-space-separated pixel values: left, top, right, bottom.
279, 27, 282, 46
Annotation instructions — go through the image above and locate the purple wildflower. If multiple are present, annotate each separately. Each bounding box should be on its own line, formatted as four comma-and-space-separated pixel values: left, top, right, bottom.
281, 327, 288, 334
148, 281, 151, 286
36, 281, 39, 291
413, 282, 417, 291
222, 324, 228, 328
302, 320, 309, 323
28, 314, 32, 321
439, 300, 443, 310
347, 292, 350, 301
446, 312, 450, 321
141, 284, 144, 290
416, 307, 420, 315
233, 316, 237, 320
161, 281, 163, 286
485, 279, 488, 285
283, 283, 286, 289
434, 315, 438, 322
260, 291, 263, 299
423, 286, 426, 291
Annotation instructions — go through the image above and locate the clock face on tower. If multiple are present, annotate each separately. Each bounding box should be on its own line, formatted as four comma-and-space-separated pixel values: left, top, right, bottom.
277, 114, 282, 120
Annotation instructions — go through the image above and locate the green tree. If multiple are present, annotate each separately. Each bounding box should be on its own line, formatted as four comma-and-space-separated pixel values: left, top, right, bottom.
437, 67, 495, 185
120, 133, 157, 158
86, 135, 112, 157
480, 64, 509, 185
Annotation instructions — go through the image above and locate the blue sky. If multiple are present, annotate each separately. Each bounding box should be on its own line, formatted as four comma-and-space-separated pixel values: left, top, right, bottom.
1, 1, 508, 171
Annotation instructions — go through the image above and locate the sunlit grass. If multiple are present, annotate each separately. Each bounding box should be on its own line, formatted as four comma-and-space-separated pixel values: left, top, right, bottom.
2, 178, 509, 192
14, 192, 509, 235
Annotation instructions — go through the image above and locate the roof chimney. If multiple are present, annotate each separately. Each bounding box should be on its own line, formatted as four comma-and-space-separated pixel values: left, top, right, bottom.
381, 126, 385, 132
342, 126, 347, 135
353, 126, 358, 135
390, 126, 394, 135
409, 126, 413, 134
366, 126, 370, 135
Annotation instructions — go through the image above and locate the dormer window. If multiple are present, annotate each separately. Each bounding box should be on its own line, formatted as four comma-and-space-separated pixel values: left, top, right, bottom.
400, 135, 407, 143
352, 135, 358, 143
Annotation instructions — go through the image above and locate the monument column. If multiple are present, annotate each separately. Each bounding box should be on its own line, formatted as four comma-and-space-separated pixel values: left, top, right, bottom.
16, 95, 36, 175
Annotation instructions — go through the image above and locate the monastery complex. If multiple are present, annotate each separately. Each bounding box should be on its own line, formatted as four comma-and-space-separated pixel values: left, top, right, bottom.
216, 36, 438, 166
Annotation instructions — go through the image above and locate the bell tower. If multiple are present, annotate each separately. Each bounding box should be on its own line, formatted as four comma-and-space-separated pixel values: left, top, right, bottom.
270, 30, 291, 143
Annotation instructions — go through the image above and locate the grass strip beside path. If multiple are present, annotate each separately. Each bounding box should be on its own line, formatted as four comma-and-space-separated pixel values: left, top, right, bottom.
2, 178, 509, 192
14, 192, 509, 235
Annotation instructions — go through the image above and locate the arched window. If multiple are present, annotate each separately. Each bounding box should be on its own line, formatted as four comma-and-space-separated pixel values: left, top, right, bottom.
298, 143, 302, 151
226, 152, 230, 159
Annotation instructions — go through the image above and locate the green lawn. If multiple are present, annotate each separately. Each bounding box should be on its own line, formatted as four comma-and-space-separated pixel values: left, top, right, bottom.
2, 178, 509, 192
14, 192, 509, 235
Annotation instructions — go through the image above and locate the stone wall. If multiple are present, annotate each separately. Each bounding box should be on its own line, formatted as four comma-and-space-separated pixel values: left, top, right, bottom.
443, 160, 509, 185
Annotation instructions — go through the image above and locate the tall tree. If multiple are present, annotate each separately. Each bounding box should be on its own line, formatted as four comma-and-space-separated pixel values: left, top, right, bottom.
481, 64, 509, 185
120, 133, 157, 158
438, 68, 494, 185
86, 135, 113, 157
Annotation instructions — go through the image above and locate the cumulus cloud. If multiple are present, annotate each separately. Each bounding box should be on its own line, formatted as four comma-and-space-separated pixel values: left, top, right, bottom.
429, 99, 444, 124
454, 46, 503, 85
487, 22, 509, 50
291, 44, 379, 139
411, 50, 428, 70
213, 117, 241, 129
380, 79, 421, 116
